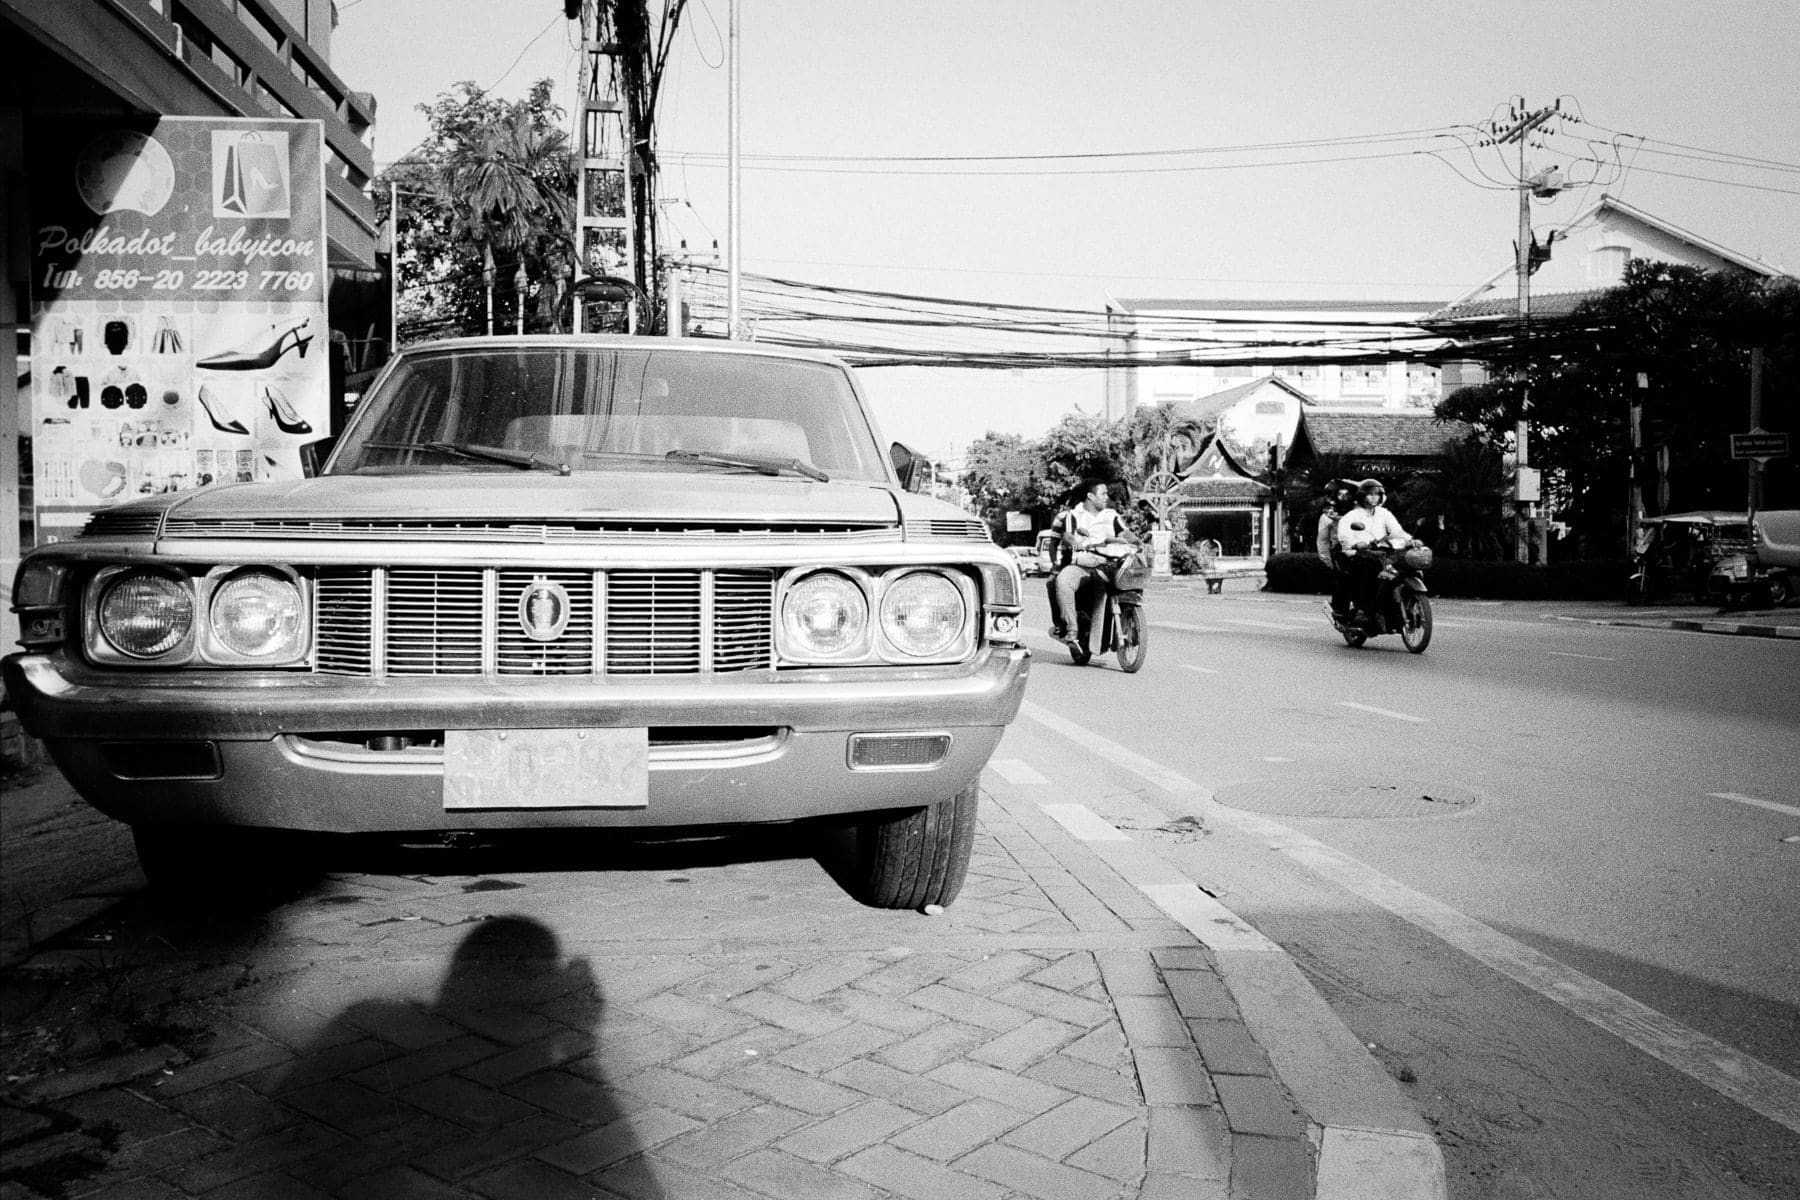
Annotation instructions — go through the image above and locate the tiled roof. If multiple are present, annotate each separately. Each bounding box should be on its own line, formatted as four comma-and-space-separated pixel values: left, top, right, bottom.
1425, 290, 1599, 324
1298, 410, 1474, 458
1172, 476, 1271, 501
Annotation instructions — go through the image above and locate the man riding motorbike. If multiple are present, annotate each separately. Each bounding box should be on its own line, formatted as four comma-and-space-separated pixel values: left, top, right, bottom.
1049, 479, 1140, 647
1316, 478, 1359, 619
1336, 478, 1412, 621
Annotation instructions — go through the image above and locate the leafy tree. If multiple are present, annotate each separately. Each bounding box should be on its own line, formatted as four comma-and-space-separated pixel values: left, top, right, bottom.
1124, 404, 1209, 487
1392, 437, 1511, 559
1439, 262, 1799, 554
959, 432, 1054, 541
377, 80, 577, 343
1036, 413, 1132, 506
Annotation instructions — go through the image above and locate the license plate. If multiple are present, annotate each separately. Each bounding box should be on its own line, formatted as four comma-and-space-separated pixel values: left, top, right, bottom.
443, 728, 648, 810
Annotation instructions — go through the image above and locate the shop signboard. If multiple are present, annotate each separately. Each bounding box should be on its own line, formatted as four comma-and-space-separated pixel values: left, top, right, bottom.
28, 117, 327, 543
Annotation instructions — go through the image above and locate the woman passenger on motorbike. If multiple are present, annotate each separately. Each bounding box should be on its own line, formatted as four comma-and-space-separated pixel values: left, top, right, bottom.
1049, 479, 1140, 647
1317, 479, 1359, 618
1336, 478, 1411, 617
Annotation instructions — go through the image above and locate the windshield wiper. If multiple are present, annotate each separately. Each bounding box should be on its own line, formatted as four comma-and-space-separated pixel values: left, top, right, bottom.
665, 449, 828, 482
422, 440, 570, 476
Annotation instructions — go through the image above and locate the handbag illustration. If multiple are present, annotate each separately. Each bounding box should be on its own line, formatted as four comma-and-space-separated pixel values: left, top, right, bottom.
219, 132, 289, 217
152, 315, 183, 354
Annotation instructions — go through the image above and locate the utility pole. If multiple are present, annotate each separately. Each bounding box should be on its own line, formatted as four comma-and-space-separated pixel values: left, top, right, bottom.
568, 1, 634, 335
388, 181, 398, 356
727, 0, 741, 339
1488, 98, 1560, 562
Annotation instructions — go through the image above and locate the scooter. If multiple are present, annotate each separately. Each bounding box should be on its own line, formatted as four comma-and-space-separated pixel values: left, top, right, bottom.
1332, 540, 1433, 653
1067, 541, 1150, 671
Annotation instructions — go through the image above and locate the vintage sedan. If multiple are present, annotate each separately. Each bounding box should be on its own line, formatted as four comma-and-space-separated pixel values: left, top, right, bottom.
4, 337, 1030, 909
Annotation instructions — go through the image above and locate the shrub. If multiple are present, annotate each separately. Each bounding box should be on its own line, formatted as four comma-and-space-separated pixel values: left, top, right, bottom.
1262, 551, 1633, 601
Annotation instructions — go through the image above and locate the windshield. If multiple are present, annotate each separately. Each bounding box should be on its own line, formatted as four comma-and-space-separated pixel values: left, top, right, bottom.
330, 345, 886, 482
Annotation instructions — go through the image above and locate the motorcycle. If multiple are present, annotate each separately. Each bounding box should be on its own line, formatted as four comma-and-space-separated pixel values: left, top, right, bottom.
1067, 540, 1150, 671
1332, 540, 1433, 653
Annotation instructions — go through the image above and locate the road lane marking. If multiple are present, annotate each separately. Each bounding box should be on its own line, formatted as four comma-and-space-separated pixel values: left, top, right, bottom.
1181, 664, 1218, 674
1158, 620, 1228, 634
1222, 618, 1313, 631
1022, 701, 1204, 794
1709, 792, 1800, 819
987, 758, 1048, 786
1040, 802, 1131, 841
1020, 705, 1800, 1136
1548, 651, 1615, 661
1263, 756, 1293, 762
1337, 701, 1428, 723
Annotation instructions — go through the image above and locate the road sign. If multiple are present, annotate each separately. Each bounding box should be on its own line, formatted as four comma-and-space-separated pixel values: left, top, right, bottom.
1730, 429, 1789, 461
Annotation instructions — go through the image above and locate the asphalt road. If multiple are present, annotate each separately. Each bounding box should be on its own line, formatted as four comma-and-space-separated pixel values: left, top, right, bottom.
1018, 582, 1800, 1199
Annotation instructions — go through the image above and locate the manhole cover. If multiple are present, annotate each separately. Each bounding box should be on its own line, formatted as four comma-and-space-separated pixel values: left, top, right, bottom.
1215, 779, 1481, 819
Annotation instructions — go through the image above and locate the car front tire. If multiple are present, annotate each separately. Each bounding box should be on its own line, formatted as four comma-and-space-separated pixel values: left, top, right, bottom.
854, 783, 979, 910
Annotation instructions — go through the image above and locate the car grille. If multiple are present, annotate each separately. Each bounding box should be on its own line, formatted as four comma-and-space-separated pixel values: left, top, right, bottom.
312, 567, 775, 677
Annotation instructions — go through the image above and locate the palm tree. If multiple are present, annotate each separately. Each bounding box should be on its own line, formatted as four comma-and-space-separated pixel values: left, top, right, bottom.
1396, 437, 1511, 560
440, 110, 576, 333
1125, 405, 1210, 486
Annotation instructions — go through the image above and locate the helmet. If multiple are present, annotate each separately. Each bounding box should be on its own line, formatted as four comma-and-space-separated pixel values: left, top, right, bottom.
1358, 478, 1387, 500
1328, 478, 1357, 512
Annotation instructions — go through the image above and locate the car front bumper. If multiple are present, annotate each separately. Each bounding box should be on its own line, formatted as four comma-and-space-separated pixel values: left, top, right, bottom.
2, 648, 1030, 832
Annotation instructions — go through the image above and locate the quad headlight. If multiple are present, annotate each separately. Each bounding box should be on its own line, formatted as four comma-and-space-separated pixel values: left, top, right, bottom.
209, 569, 306, 659
96, 570, 194, 659
879, 571, 966, 658
777, 567, 975, 664
85, 565, 308, 666
780, 571, 869, 658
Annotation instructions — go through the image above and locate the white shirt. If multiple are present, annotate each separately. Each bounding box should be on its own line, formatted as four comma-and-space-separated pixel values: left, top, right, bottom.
1065, 505, 1122, 550
1336, 505, 1408, 552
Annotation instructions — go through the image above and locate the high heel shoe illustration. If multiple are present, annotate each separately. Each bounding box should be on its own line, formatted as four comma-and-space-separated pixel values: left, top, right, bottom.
261, 382, 312, 435
197, 316, 313, 371
196, 385, 248, 435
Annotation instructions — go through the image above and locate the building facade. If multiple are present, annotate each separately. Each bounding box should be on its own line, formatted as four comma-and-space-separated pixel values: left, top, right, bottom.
1103, 297, 1448, 421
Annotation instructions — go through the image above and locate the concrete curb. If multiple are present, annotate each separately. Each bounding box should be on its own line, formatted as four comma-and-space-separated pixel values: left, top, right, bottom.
1022, 699, 1448, 1200
1557, 614, 1800, 639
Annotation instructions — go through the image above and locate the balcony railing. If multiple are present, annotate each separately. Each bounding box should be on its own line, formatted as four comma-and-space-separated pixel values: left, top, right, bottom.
108, 0, 379, 265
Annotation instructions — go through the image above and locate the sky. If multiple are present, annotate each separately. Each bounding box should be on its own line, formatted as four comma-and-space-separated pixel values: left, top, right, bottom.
331, 0, 1800, 461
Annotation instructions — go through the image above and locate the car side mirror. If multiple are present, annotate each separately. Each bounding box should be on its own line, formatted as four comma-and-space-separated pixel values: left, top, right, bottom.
890, 441, 923, 492
299, 436, 339, 478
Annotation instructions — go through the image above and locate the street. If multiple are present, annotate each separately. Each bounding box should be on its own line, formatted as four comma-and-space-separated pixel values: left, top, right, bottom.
1015, 581, 1799, 1197
2, 583, 1797, 1199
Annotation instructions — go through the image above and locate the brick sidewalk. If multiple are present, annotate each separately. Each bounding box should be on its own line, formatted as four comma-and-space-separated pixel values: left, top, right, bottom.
1, 763, 1312, 1198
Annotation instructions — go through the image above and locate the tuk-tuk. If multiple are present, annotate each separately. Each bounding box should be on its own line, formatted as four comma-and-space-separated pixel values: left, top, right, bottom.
1628, 511, 1752, 604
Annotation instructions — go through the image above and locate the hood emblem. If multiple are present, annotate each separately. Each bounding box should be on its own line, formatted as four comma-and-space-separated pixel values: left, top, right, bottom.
517, 577, 572, 642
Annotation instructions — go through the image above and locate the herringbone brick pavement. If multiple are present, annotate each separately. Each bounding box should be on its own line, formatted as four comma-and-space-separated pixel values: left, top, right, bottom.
2, 777, 1309, 1199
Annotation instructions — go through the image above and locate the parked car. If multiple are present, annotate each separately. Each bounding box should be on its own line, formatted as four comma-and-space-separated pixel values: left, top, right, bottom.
1714, 509, 1799, 607
4, 337, 1030, 910
1009, 544, 1048, 577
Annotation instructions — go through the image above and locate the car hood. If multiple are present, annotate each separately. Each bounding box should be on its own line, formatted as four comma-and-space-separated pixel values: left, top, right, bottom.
154, 471, 904, 527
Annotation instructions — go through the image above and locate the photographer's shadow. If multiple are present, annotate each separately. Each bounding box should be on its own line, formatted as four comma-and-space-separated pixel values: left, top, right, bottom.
259, 916, 660, 1196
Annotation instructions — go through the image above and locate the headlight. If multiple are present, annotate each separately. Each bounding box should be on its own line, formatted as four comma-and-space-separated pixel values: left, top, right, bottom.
880, 571, 966, 658
780, 571, 868, 658
97, 571, 194, 658
210, 570, 306, 659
